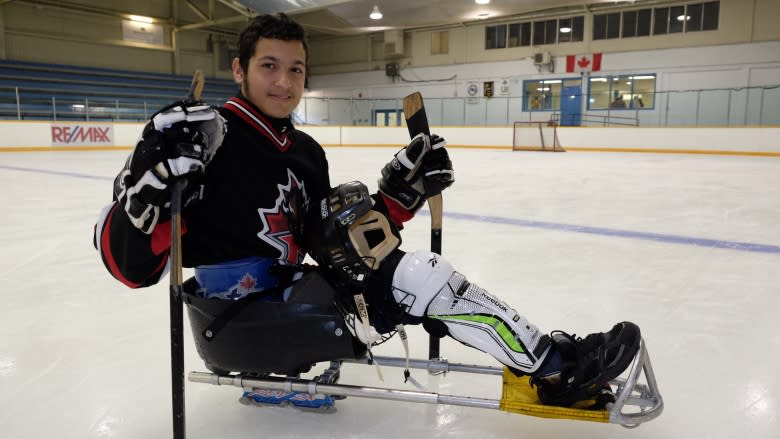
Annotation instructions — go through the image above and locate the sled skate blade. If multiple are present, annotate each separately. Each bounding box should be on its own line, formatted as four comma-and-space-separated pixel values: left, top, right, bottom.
240, 388, 337, 411
238, 362, 343, 412
499, 338, 663, 427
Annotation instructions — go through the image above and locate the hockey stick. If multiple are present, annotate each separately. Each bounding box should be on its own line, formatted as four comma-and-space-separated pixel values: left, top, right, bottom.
402, 92, 443, 360
170, 69, 204, 439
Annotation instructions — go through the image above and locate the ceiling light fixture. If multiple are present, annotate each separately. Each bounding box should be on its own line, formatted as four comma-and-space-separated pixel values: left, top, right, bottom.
559, 26, 572, 33
475, 0, 490, 4
369, 5, 383, 20
677, 14, 691, 21
128, 15, 154, 24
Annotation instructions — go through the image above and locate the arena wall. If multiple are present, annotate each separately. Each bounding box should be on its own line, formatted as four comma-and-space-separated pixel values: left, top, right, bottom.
0, 121, 777, 156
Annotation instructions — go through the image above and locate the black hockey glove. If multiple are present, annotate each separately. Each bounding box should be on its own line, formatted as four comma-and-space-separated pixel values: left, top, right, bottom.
378, 133, 454, 212
114, 101, 226, 234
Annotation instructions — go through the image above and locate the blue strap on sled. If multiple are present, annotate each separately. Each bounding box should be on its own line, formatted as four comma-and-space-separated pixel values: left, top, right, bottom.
194, 256, 279, 300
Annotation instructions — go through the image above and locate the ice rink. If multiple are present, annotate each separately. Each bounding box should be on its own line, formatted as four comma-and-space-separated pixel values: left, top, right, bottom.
1, 146, 779, 439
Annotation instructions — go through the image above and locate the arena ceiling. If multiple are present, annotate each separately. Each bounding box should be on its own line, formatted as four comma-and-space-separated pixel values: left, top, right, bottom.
232, 0, 657, 36
3, 0, 663, 38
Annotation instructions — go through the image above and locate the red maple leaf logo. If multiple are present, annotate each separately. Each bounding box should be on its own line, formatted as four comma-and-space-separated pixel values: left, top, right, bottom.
257, 169, 308, 264
577, 56, 591, 69
239, 274, 256, 290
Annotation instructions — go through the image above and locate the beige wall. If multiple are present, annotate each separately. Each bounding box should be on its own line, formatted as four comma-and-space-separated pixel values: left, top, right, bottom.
0, 0, 234, 79
753, 0, 780, 41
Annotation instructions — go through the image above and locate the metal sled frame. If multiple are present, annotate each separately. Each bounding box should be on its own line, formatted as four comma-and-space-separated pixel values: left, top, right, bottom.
189, 338, 663, 427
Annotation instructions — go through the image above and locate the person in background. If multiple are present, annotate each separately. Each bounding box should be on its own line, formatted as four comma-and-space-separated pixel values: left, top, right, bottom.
530, 95, 542, 110
611, 91, 627, 108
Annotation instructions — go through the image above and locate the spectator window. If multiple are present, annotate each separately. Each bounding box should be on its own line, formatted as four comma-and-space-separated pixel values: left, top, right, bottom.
593, 14, 607, 40
523, 79, 567, 112
606, 13, 620, 39
545, 20, 558, 44
594, 2, 717, 40
702, 1, 719, 30
533, 20, 558, 45
637, 9, 652, 36
431, 31, 449, 54
572, 16, 584, 41
588, 74, 656, 110
593, 12, 621, 40
508, 22, 532, 47
558, 16, 584, 43
431, 30, 450, 55
485, 24, 507, 49
686, 3, 703, 31
669, 6, 685, 33
622, 11, 637, 38
485, 15, 584, 48
654, 8, 670, 35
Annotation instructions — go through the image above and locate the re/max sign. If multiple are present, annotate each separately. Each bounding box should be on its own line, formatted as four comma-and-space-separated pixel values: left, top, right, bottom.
51, 125, 114, 146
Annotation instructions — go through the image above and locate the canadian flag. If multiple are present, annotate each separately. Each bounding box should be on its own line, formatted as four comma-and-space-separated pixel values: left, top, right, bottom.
566, 53, 602, 73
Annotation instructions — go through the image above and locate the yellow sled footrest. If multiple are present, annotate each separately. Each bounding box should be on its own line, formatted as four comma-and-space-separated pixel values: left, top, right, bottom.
499, 368, 610, 423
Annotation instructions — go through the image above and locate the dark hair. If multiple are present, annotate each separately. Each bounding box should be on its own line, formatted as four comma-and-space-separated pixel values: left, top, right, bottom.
236, 13, 308, 75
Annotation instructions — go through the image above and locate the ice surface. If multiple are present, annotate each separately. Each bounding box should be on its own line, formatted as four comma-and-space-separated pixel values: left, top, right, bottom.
1, 148, 778, 438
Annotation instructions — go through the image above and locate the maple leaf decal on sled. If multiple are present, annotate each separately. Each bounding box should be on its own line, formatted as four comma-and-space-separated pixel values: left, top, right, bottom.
257, 169, 309, 264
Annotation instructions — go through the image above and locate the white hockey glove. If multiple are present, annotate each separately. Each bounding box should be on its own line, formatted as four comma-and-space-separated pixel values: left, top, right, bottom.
114, 101, 226, 234
378, 133, 454, 212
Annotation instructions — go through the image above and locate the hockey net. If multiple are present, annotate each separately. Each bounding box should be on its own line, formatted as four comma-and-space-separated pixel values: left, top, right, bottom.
512, 121, 564, 152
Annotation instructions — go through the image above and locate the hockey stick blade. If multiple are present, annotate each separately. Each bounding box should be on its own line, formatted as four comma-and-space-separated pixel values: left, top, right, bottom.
187, 69, 205, 103
403, 92, 430, 138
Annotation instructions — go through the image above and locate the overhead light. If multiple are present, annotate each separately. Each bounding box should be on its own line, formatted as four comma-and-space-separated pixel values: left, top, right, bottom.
677, 15, 691, 21
369, 5, 383, 20
478, 13, 489, 19
128, 15, 154, 24
475, 0, 490, 4
559, 26, 572, 33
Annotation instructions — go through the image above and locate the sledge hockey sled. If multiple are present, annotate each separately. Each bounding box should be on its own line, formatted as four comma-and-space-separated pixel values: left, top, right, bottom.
183, 276, 663, 427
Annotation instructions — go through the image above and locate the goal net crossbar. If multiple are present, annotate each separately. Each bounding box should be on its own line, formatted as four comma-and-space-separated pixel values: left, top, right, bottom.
512, 121, 565, 152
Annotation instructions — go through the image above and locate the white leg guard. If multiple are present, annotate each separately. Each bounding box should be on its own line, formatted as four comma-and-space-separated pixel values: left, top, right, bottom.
392, 250, 551, 373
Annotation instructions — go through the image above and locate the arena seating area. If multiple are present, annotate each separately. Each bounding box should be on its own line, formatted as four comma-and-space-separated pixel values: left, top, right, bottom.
0, 59, 238, 121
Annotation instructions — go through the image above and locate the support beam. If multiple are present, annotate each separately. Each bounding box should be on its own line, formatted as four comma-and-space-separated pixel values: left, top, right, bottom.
216, 0, 253, 17
175, 14, 247, 32
184, 0, 209, 21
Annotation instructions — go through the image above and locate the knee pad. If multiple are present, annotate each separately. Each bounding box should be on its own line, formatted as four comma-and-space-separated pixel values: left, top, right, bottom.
391, 250, 455, 317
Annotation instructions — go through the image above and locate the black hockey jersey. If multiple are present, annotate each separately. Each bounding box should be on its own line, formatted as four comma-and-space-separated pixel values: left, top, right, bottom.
95, 96, 334, 288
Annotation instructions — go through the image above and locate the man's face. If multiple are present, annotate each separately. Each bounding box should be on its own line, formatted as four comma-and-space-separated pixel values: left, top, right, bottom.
232, 38, 306, 118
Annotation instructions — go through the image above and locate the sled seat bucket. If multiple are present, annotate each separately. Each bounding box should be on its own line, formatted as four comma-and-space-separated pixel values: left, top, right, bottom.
182, 276, 365, 376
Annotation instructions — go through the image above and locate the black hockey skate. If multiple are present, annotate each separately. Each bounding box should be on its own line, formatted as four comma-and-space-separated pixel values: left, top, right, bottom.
530, 321, 641, 407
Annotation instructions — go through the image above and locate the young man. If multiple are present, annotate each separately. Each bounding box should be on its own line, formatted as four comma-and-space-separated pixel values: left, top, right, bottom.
94, 13, 640, 408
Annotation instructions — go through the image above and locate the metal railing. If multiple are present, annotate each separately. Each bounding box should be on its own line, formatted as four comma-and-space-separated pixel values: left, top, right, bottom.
551, 112, 640, 127
2, 85, 778, 127
0, 84, 231, 122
